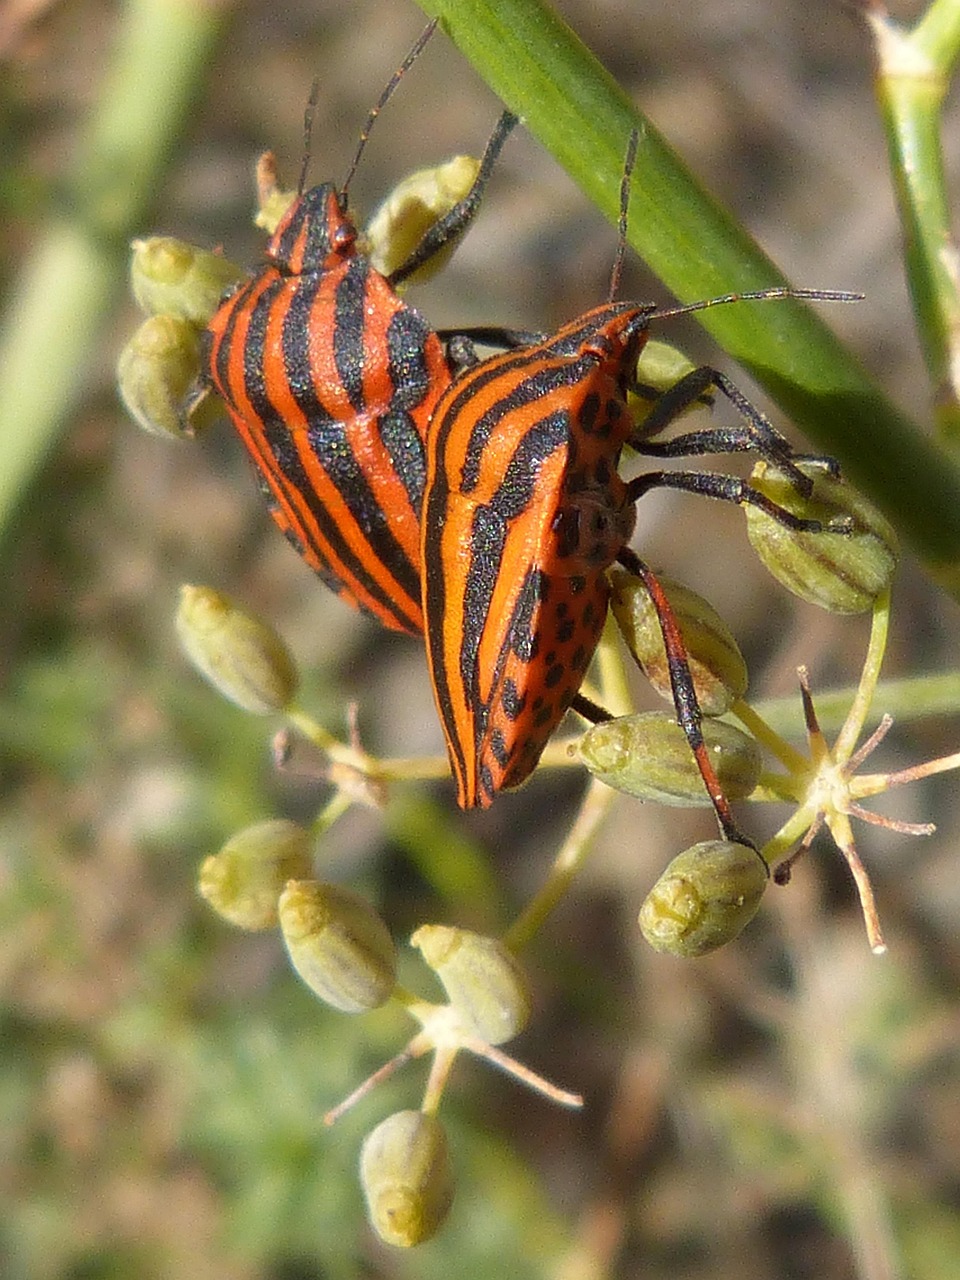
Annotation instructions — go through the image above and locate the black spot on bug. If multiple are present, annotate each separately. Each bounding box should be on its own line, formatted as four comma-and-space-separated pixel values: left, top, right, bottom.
579, 393, 600, 433
555, 616, 575, 644
545, 663, 564, 689
593, 457, 612, 486
490, 729, 509, 768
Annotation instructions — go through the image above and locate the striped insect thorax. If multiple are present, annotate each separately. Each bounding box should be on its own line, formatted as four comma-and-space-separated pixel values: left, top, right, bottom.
423, 302, 651, 808
204, 185, 448, 635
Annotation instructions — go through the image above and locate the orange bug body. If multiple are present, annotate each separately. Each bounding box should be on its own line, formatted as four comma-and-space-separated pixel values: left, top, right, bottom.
204, 186, 445, 634
199, 23, 515, 636
422, 301, 653, 808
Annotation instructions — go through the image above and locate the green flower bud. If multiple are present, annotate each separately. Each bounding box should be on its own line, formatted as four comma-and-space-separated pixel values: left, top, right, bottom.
364, 155, 481, 281
360, 1110, 454, 1248
745, 459, 899, 614
410, 925, 530, 1045
130, 237, 242, 325
628, 339, 699, 425
253, 152, 298, 236
198, 819, 313, 930
608, 568, 748, 715
117, 315, 199, 438
639, 840, 768, 956
579, 712, 761, 806
278, 880, 396, 1013
175, 585, 299, 714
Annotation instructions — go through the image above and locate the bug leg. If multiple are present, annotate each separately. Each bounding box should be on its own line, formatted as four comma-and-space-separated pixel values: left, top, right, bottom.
437, 326, 546, 354
570, 693, 614, 724
625, 469, 850, 533
444, 334, 480, 374
389, 110, 518, 287
615, 547, 753, 846
630, 365, 840, 495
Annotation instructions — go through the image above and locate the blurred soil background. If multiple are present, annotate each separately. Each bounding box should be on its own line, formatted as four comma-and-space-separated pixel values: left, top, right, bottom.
2, 1, 959, 1277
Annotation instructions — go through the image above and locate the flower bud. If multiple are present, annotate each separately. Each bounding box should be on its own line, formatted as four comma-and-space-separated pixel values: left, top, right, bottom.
130, 237, 242, 325
253, 152, 298, 235
579, 712, 761, 807
278, 880, 397, 1013
628, 339, 699, 426
745, 459, 899, 614
175, 585, 299, 714
198, 819, 313, 930
608, 568, 748, 715
360, 1110, 454, 1247
639, 840, 768, 956
364, 155, 481, 281
117, 315, 200, 438
410, 925, 530, 1045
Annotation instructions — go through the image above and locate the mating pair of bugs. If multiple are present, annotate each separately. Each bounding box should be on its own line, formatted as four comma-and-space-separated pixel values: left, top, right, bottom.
199, 21, 854, 837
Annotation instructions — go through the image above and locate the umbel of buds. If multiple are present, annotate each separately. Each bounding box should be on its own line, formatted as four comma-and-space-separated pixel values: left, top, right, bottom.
197, 819, 313, 930
608, 568, 748, 716
278, 880, 397, 1013
360, 1110, 454, 1247
639, 840, 769, 956
579, 712, 761, 806
745, 459, 899, 614
411, 925, 530, 1045
175, 585, 299, 714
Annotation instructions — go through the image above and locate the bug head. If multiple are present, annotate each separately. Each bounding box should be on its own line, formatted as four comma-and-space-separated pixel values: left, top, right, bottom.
266, 184, 357, 275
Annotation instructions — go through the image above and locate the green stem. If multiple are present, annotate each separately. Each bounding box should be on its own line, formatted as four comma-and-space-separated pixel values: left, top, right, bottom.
867, 3, 960, 441
502, 776, 616, 953
415, 0, 960, 589
834, 590, 891, 762
0, 0, 223, 540
748, 668, 960, 740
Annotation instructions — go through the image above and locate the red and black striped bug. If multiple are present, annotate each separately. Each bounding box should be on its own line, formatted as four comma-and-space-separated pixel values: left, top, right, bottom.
200, 21, 516, 635
421, 132, 858, 828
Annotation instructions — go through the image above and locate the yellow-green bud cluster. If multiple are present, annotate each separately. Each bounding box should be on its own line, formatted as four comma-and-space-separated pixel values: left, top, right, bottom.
118, 238, 243, 438
639, 840, 769, 956
278, 880, 397, 1013
609, 569, 748, 716
579, 712, 761, 807
175, 585, 299, 715
253, 152, 298, 236
198, 819, 313, 930
412, 925, 530, 1045
745, 459, 898, 613
364, 156, 481, 282
130, 237, 243, 326
117, 315, 201, 439
360, 1110, 454, 1247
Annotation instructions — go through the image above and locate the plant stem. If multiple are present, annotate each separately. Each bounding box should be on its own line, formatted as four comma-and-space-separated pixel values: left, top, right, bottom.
0, 0, 223, 540
415, 0, 960, 589
867, 2, 960, 441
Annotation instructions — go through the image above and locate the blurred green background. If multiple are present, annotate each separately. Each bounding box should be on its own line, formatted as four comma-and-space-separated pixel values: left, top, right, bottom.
2, 1, 959, 1277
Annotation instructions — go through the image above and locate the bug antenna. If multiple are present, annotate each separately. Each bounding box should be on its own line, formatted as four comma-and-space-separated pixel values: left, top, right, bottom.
651, 287, 864, 323
608, 128, 639, 303
298, 80, 321, 196
339, 17, 439, 202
